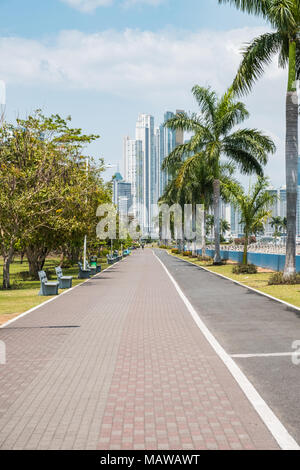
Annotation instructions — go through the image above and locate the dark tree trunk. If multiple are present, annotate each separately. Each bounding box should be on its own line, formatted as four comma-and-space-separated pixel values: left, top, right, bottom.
26, 245, 49, 279
2, 249, 14, 289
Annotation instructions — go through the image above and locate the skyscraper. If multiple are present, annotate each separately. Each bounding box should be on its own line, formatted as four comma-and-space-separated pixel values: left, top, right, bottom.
157, 112, 176, 199
122, 111, 184, 237
135, 114, 155, 234
123, 136, 142, 217
113, 173, 132, 219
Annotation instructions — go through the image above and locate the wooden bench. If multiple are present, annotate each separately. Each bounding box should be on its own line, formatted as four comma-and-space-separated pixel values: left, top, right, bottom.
38, 271, 59, 296
55, 267, 73, 289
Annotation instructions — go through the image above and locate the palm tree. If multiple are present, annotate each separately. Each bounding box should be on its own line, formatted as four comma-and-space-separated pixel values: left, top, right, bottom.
218, 0, 300, 277
220, 219, 231, 237
228, 177, 278, 265
206, 215, 215, 239
163, 86, 275, 263
270, 215, 284, 239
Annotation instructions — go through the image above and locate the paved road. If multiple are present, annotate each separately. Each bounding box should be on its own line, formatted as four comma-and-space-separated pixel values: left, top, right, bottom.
0, 250, 286, 450
155, 249, 300, 446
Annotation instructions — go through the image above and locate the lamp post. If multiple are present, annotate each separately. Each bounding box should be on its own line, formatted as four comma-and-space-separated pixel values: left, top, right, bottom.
83, 157, 89, 270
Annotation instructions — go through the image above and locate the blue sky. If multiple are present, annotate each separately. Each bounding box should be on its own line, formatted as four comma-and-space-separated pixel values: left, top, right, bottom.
0, 0, 286, 186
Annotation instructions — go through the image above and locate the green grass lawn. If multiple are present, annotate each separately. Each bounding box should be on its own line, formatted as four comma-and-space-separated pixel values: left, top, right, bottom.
168, 251, 300, 309
0, 256, 109, 324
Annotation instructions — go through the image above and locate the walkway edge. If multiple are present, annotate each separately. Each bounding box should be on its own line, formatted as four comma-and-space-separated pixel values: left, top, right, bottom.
0, 258, 125, 329
154, 250, 300, 450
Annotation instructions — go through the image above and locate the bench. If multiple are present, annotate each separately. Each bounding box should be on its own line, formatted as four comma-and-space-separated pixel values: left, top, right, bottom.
77, 262, 91, 279
107, 255, 115, 265
89, 258, 102, 274
55, 267, 73, 289
38, 271, 59, 296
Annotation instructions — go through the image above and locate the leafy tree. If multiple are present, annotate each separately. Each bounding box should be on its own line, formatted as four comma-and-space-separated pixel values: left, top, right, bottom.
0, 110, 109, 286
270, 215, 284, 239
218, 0, 300, 277
220, 219, 231, 236
163, 86, 275, 263
228, 177, 277, 264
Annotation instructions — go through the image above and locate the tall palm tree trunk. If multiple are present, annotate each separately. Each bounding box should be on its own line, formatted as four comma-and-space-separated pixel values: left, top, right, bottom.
202, 210, 207, 257
284, 42, 298, 279
243, 231, 249, 265
213, 179, 221, 264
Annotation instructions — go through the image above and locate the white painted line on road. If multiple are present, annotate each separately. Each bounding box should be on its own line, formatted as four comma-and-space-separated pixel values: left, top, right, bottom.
153, 250, 300, 451
0, 257, 127, 329
232, 352, 295, 358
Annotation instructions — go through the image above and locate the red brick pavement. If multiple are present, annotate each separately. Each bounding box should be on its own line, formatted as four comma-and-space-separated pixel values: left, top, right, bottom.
0, 250, 278, 450
96, 250, 277, 450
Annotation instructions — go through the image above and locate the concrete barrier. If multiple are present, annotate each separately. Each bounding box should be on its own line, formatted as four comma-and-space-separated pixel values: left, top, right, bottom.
202, 249, 300, 272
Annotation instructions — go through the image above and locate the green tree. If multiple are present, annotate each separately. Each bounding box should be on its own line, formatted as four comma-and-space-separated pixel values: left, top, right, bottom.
270, 215, 284, 239
0, 111, 108, 286
218, 0, 300, 277
228, 177, 277, 265
163, 86, 275, 263
220, 219, 231, 236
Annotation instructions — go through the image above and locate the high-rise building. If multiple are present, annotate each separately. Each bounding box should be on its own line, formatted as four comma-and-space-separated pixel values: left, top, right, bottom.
123, 137, 142, 217
135, 114, 155, 234
112, 173, 132, 219
121, 111, 184, 236
157, 112, 176, 199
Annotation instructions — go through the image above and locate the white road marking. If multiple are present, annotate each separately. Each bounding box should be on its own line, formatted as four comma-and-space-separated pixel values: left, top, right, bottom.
153, 250, 300, 451
232, 352, 295, 358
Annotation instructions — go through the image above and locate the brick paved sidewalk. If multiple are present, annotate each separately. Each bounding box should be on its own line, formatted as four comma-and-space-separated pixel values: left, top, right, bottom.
0, 250, 278, 450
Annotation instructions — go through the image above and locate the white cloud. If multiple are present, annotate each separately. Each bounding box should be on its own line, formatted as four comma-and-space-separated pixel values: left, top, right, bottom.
60, 0, 166, 12
0, 27, 277, 96
60, 0, 113, 13
123, 0, 166, 6
0, 26, 287, 185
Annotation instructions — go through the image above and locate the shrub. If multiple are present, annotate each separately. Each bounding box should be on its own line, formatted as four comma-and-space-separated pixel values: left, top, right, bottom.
183, 251, 192, 257
232, 264, 257, 274
171, 248, 179, 254
268, 272, 300, 285
234, 236, 256, 246
197, 255, 213, 263
160, 245, 169, 249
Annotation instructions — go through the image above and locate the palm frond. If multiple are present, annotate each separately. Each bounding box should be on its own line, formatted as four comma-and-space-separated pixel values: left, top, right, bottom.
162, 142, 193, 171
218, 0, 271, 18
164, 112, 205, 134
268, 0, 297, 31
233, 32, 283, 95
192, 85, 217, 123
